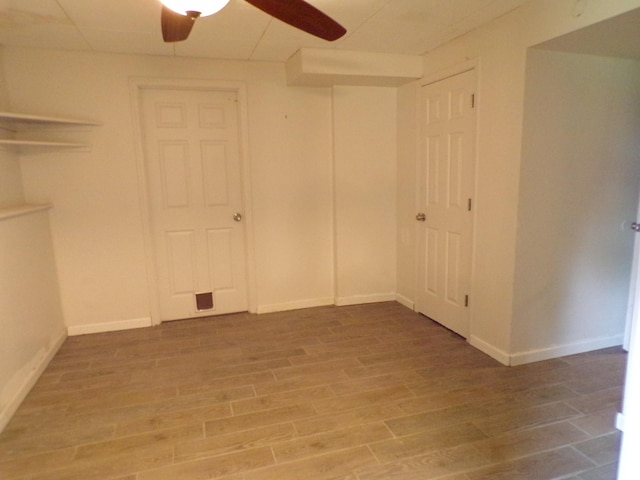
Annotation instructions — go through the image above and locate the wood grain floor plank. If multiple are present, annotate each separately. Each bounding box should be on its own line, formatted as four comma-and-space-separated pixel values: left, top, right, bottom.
472, 402, 582, 437
573, 431, 622, 466
254, 369, 350, 396
273, 358, 363, 381
175, 423, 297, 463
243, 446, 377, 480
313, 385, 414, 415
272, 422, 392, 463
370, 422, 488, 463
569, 409, 619, 437
470, 421, 589, 462
138, 446, 274, 480
205, 404, 317, 436
356, 444, 490, 480
330, 371, 424, 396
463, 447, 595, 480
294, 402, 406, 437
232, 385, 334, 415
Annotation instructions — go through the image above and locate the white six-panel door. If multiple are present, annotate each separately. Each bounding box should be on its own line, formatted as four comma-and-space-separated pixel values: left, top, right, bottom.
416, 69, 477, 338
140, 87, 248, 321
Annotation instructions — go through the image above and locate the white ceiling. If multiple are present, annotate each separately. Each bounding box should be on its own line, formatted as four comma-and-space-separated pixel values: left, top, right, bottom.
0, 0, 530, 62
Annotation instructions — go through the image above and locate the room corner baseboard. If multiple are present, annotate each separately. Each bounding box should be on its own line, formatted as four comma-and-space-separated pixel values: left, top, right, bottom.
509, 334, 624, 366
395, 293, 414, 310
0, 328, 67, 433
256, 297, 335, 315
335, 293, 396, 307
67, 317, 153, 336
469, 335, 510, 366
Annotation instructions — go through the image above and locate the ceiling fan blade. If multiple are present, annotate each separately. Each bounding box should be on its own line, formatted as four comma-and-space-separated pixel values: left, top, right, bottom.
161, 6, 200, 42
244, 0, 346, 41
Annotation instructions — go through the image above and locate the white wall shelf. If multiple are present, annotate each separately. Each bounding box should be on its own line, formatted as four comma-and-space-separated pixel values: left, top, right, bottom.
0, 112, 101, 131
0, 203, 52, 221
0, 111, 100, 151
0, 139, 89, 152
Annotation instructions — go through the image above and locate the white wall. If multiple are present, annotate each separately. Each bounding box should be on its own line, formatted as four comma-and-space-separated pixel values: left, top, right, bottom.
0, 210, 66, 431
0, 150, 23, 208
2, 47, 398, 329
396, 82, 418, 309
513, 50, 640, 363
2, 48, 334, 326
0, 46, 66, 432
333, 86, 397, 305
0, 46, 24, 208
395, 0, 640, 361
247, 84, 335, 313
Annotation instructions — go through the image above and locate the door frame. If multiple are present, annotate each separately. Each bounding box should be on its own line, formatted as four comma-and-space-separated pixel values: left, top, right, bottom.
130, 77, 257, 325
414, 58, 480, 337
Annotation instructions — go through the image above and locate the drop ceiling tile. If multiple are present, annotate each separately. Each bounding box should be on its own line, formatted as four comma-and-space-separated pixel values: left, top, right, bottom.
340, 0, 528, 56
0, 0, 70, 23
0, 23, 90, 51
173, 1, 269, 60
306, 0, 391, 30
58, 0, 160, 33
0, 0, 90, 50
248, 20, 341, 62
77, 28, 174, 56
338, 18, 434, 55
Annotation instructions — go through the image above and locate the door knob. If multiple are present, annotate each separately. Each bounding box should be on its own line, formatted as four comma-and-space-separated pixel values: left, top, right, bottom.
416, 213, 426, 222
233, 212, 242, 222
632, 222, 640, 232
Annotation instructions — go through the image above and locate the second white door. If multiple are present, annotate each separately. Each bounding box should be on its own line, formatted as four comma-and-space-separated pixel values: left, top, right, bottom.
416, 69, 477, 338
140, 87, 248, 321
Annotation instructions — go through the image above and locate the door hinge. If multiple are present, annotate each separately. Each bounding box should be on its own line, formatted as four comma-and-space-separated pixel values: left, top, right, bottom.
471, 93, 476, 108
468, 198, 472, 211
465, 295, 469, 307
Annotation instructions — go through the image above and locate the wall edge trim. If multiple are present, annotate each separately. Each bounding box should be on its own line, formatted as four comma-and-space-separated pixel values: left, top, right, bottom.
469, 334, 510, 366
395, 294, 414, 310
67, 317, 153, 336
256, 297, 334, 314
0, 328, 67, 433
335, 293, 396, 307
510, 334, 624, 366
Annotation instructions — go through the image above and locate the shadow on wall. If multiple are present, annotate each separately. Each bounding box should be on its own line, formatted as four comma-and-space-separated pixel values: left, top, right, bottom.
512, 48, 640, 357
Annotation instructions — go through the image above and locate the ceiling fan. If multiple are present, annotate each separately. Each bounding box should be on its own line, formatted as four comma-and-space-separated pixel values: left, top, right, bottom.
160, 0, 347, 43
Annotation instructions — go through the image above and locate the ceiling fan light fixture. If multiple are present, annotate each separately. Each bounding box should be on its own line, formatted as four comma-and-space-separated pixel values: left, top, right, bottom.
160, 0, 231, 17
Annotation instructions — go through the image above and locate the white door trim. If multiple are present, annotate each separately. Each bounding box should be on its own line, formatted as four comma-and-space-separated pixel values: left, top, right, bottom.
129, 77, 257, 325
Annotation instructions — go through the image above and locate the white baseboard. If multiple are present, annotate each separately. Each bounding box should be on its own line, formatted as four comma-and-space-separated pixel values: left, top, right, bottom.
0, 328, 67, 433
335, 293, 396, 307
509, 334, 624, 366
395, 293, 414, 310
617, 412, 625, 432
256, 297, 334, 315
67, 317, 153, 336
469, 335, 510, 366
256, 293, 399, 314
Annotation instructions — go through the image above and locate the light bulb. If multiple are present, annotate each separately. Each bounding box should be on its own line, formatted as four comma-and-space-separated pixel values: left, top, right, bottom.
160, 0, 231, 17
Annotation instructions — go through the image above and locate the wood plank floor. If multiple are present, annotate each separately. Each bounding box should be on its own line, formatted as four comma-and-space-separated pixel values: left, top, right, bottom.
0, 302, 626, 479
